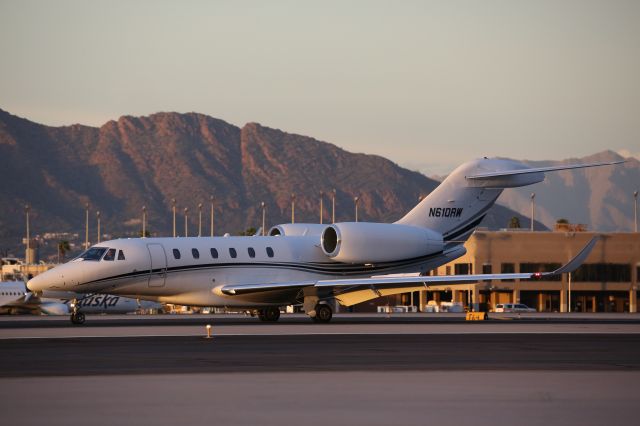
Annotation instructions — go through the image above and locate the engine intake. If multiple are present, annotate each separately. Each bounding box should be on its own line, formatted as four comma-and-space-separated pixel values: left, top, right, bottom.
320, 222, 443, 264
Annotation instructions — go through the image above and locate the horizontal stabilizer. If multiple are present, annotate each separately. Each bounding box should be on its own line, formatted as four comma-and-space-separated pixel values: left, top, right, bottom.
466, 160, 623, 180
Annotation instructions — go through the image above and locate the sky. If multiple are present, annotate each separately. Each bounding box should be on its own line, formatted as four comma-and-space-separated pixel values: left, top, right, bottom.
1, 0, 639, 174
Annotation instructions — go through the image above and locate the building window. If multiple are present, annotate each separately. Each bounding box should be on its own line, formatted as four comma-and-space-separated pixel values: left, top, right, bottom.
573, 263, 631, 282
210, 248, 218, 259
118, 250, 126, 260
229, 248, 237, 258
454, 263, 472, 275
192, 248, 200, 259
501, 263, 515, 281
445, 266, 451, 275
482, 263, 492, 282
248, 247, 256, 258
266, 247, 274, 258
173, 249, 181, 260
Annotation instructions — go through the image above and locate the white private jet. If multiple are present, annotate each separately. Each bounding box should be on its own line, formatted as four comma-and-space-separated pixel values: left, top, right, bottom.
0, 281, 161, 317
27, 157, 620, 324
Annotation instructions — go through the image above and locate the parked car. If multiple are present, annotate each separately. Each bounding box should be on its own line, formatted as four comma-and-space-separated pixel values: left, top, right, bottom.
494, 303, 536, 313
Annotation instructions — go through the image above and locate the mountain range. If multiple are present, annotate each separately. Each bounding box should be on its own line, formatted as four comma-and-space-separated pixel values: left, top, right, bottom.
0, 108, 634, 257
495, 151, 638, 232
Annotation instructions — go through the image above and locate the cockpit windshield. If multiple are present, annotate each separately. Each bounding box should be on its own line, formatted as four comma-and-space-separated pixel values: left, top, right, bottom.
77, 247, 108, 261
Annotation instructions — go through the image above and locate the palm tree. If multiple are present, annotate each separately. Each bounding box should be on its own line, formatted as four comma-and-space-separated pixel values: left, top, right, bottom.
508, 216, 521, 229
57, 240, 71, 264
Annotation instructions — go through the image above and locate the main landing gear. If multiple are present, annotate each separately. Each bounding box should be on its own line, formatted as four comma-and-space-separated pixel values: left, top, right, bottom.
257, 306, 281, 322
311, 303, 333, 323
70, 311, 85, 325
69, 298, 85, 325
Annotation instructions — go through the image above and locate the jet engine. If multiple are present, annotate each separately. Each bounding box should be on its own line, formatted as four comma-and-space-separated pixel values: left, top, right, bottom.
320, 222, 443, 263
269, 223, 327, 237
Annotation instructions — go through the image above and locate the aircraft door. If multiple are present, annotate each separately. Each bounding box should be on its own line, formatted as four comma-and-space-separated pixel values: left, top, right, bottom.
147, 244, 167, 287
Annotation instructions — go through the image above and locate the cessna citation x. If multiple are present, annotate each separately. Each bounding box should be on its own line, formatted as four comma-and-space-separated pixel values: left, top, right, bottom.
27, 158, 620, 324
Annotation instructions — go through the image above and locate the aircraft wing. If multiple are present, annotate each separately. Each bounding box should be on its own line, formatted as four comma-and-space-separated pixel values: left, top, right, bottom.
221, 237, 599, 295
466, 160, 623, 179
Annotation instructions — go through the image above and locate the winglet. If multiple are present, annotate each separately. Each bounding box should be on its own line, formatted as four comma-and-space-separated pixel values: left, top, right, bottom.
541, 236, 600, 277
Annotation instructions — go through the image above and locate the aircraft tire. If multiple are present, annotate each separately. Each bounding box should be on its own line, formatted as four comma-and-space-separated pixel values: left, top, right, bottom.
258, 307, 280, 322
264, 307, 280, 322
70, 312, 85, 325
314, 304, 332, 323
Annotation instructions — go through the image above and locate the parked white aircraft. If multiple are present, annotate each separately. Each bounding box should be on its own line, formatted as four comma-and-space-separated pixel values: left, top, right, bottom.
0, 281, 160, 317
27, 158, 620, 324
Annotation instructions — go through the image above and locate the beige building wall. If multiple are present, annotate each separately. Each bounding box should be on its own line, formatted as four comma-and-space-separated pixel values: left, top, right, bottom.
421, 231, 640, 313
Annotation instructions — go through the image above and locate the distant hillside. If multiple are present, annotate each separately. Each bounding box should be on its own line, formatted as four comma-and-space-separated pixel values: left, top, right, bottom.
0, 108, 543, 256
496, 151, 639, 232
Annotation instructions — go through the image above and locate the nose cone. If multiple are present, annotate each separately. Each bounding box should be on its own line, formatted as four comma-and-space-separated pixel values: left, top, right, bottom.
27, 273, 47, 292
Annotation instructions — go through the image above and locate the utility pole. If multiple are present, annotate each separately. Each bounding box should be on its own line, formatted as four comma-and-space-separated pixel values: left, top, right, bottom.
291, 193, 296, 224
85, 203, 89, 250
198, 203, 203, 237
172, 198, 176, 238
331, 189, 336, 223
210, 195, 214, 237
319, 191, 324, 224
354, 196, 360, 222
97, 211, 101, 243
261, 202, 266, 236
142, 206, 147, 238
184, 207, 189, 237
25, 205, 30, 264
634, 191, 638, 232
530, 193, 535, 231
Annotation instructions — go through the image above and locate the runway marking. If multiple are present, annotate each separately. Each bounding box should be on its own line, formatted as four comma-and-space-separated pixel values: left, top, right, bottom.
3, 330, 640, 339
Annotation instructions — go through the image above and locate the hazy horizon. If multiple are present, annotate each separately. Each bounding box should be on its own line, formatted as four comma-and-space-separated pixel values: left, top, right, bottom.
1, 0, 639, 174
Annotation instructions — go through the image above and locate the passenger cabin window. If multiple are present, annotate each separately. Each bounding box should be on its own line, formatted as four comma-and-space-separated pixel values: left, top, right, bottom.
173, 249, 181, 260
210, 248, 218, 259
192, 248, 200, 259
79, 247, 107, 261
229, 248, 237, 258
248, 247, 256, 258
103, 248, 116, 261
266, 247, 274, 258
117, 250, 125, 260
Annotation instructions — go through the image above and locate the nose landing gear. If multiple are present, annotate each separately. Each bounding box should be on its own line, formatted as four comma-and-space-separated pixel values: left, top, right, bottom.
69, 298, 85, 325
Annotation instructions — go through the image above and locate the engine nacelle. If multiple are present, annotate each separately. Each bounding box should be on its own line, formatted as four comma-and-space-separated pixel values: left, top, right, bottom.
320, 222, 443, 263
39, 300, 70, 316
269, 223, 327, 237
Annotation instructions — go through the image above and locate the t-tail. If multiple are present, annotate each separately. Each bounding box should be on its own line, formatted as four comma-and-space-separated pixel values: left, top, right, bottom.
395, 157, 622, 246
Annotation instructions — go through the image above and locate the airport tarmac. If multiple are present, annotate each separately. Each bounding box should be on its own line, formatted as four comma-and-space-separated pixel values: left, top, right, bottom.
2, 314, 640, 426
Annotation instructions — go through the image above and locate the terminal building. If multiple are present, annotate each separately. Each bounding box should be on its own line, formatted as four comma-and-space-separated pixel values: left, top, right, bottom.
380, 230, 639, 313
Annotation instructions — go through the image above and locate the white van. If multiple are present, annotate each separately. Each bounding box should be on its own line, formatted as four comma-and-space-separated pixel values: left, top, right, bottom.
494, 303, 536, 313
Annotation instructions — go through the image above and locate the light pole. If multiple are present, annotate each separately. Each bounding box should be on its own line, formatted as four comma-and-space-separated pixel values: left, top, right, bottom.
171, 198, 176, 238
261, 202, 266, 236
25, 205, 30, 264
97, 211, 101, 243
210, 195, 214, 237
142, 206, 147, 238
184, 207, 189, 237
319, 191, 324, 224
568, 272, 572, 313
354, 196, 359, 222
291, 193, 296, 224
332, 189, 336, 223
634, 191, 638, 233
198, 203, 203, 237
530, 193, 535, 232
84, 203, 89, 250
